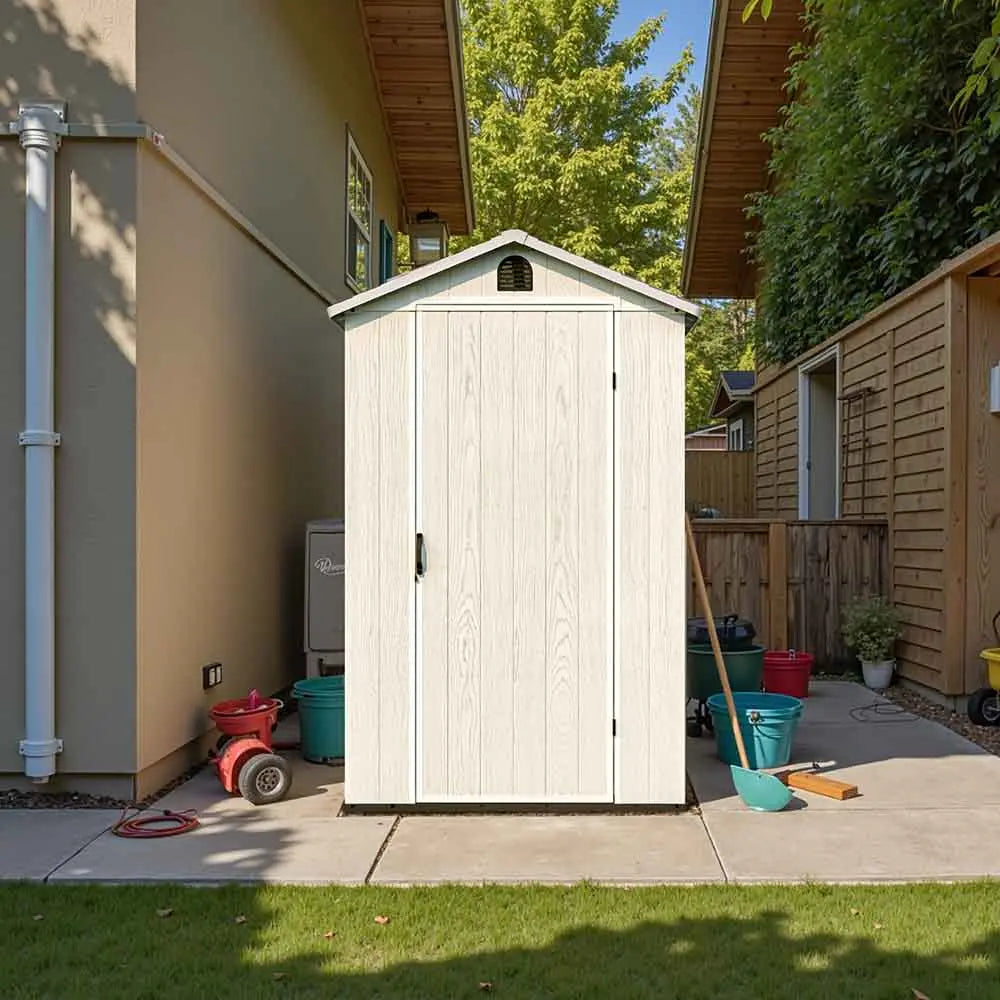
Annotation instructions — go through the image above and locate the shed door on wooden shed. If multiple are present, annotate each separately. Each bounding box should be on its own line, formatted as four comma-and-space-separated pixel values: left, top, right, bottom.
416, 305, 614, 802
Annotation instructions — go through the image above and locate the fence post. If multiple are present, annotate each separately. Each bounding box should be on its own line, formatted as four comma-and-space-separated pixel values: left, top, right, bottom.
768, 521, 789, 651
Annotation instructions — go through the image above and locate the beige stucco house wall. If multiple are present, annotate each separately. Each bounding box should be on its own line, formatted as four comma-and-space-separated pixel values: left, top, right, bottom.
1, 0, 472, 797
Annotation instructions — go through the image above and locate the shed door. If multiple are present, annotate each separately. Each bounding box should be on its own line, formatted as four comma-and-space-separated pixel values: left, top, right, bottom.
416, 306, 614, 802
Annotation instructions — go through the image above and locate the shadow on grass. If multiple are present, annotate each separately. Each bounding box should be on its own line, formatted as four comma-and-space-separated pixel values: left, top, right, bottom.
4, 883, 999, 999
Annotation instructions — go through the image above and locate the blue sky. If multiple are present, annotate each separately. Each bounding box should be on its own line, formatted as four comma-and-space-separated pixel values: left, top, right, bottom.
612, 0, 713, 108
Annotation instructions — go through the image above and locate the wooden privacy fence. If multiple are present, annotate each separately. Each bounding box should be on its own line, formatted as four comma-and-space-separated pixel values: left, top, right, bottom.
685, 450, 755, 516
688, 519, 889, 669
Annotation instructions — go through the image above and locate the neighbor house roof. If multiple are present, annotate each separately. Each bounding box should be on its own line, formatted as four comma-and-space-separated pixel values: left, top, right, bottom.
681, 0, 807, 299
709, 370, 756, 419
327, 229, 702, 319
359, 0, 474, 235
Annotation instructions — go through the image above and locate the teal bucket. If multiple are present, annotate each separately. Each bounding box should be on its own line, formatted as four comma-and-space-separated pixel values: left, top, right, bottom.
706, 692, 803, 769
292, 676, 345, 763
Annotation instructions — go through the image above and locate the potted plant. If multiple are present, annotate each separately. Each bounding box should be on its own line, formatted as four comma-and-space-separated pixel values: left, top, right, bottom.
842, 595, 903, 691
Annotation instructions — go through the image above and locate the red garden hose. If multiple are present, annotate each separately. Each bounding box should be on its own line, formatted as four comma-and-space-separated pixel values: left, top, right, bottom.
112, 808, 200, 838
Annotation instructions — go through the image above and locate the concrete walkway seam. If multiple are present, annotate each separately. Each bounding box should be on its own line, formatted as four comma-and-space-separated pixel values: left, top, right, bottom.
696, 811, 729, 884
44, 817, 117, 884
364, 815, 401, 884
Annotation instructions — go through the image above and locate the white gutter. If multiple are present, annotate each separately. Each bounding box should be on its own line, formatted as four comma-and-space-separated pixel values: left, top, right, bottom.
2, 109, 334, 782
15, 101, 66, 782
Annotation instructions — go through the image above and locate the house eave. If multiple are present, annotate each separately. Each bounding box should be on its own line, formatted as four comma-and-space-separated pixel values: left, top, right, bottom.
681, 0, 807, 300
357, 0, 474, 235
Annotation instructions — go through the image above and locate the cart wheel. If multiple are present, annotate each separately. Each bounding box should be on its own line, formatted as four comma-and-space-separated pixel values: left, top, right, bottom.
237, 753, 292, 805
968, 688, 1000, 727
687, 720, 703, 738
215, 734, 232, 755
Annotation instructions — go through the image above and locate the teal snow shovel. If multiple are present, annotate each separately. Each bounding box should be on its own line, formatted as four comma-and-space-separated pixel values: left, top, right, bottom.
685, 514, 792, 813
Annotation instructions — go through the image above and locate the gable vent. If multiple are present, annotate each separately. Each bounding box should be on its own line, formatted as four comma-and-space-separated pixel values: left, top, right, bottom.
497, 255, 533, 292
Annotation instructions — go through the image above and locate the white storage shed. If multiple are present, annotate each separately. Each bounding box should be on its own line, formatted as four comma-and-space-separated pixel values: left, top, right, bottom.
328, 231, 699, 807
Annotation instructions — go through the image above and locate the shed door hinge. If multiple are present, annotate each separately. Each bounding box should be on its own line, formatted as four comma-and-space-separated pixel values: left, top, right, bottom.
612, 718, 617, 737
612, 372, 617, 391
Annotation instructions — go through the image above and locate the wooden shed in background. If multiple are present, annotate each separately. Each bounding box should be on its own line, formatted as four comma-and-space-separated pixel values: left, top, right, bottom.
329, 231, 699, 807
754, 233, 1000, 699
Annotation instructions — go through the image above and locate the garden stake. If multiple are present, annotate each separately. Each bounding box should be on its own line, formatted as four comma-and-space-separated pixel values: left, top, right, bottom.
685, 513, 792, 813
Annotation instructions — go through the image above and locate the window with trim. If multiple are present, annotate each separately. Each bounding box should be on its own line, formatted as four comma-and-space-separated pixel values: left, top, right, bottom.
728, 418, 744, 452
346, 132, 373, 291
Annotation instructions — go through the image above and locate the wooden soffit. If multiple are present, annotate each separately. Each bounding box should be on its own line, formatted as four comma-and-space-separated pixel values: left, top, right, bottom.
358, 0, 474, 235
682, 0, 806, 299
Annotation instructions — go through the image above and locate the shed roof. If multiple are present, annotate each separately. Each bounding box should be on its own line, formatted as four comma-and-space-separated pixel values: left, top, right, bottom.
327, 230, 701, 319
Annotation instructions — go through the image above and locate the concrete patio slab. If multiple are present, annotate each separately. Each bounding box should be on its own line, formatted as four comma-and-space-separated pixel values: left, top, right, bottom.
45, 738, 390, 884
0, 810, 118, 881
688, 681, 1000, 812
49, 812, 394, 884
706, 807, 1000, 883
370, 814, 723, 885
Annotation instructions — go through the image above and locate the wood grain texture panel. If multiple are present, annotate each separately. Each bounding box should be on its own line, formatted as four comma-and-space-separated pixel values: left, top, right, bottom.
345, 312, 414, 805
344, 314, 383, 804
418, 310, 451, 799
965, 278, 1000, 691
378, 311, 415, 801
616, 311, 651, 803
448, 311, 483, 794
646, 313, 687, 803
512, 312, 548, 797
893, 304, 945, 347
480, 311, 515, 795
942, 275, 968, 694
545, 310, 581, 795
576, 310, 613, 798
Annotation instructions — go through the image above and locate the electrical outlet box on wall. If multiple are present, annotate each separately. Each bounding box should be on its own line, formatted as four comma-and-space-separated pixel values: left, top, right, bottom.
202, 662, 222, 689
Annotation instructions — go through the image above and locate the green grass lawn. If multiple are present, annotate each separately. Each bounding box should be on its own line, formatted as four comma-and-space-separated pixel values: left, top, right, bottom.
2, 882, 998, 998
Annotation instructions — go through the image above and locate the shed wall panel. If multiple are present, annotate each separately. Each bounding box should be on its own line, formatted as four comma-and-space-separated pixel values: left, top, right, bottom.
345, 311, 414, 804
616, 311, 686, 804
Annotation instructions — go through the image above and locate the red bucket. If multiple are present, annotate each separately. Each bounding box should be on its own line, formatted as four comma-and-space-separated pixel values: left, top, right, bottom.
763, 650, 814, 698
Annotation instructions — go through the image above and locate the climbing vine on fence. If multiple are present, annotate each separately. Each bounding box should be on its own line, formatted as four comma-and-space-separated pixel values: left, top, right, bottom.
751, 0, 1000, 364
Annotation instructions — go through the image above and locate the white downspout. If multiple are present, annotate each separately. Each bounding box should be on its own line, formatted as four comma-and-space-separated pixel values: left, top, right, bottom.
16, 101, 66, 782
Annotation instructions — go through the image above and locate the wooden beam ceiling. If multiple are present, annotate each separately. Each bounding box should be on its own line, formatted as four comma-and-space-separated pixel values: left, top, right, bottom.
358, 0, 474, 235
682, 1, 806, 300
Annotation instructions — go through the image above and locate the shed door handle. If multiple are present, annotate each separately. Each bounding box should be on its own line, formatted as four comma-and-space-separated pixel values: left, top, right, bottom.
415, 533, 427, 580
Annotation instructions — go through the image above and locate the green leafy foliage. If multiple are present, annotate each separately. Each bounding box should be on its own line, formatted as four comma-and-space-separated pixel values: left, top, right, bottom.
684, 301, 755, 430
457, 0, 693, 291
750, 0, 1000, 364
842, 595, 903, 663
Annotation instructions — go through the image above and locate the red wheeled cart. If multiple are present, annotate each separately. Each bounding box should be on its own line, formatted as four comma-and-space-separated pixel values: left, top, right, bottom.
209, 693, 292, 805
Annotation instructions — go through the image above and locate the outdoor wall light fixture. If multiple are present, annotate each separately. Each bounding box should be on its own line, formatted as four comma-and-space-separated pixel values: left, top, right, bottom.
409, 209, 449, 267
990, 362, 1000, 414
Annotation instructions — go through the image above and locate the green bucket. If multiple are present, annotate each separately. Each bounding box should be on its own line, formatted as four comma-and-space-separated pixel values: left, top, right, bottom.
686, 644, 765, 703
292, 676, 345, 763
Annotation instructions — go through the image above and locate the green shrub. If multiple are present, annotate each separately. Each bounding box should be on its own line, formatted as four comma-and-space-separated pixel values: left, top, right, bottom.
842, 595, 903, 663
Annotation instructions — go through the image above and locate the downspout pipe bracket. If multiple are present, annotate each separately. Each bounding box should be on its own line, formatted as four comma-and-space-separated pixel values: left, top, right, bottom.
19, 738, 63, 758
19, 430, 61, 447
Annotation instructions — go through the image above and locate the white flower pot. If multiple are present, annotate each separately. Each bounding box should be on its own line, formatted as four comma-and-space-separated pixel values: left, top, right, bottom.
861, 659, 894, 691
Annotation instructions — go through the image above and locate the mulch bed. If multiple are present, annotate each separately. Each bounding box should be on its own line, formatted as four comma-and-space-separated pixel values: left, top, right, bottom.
1, 761, 207, 811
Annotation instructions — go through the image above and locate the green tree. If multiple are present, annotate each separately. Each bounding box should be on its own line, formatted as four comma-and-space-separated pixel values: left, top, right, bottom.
458, 0, 693, 291
684, 301, 755, 430
749, 0, 1000, 362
